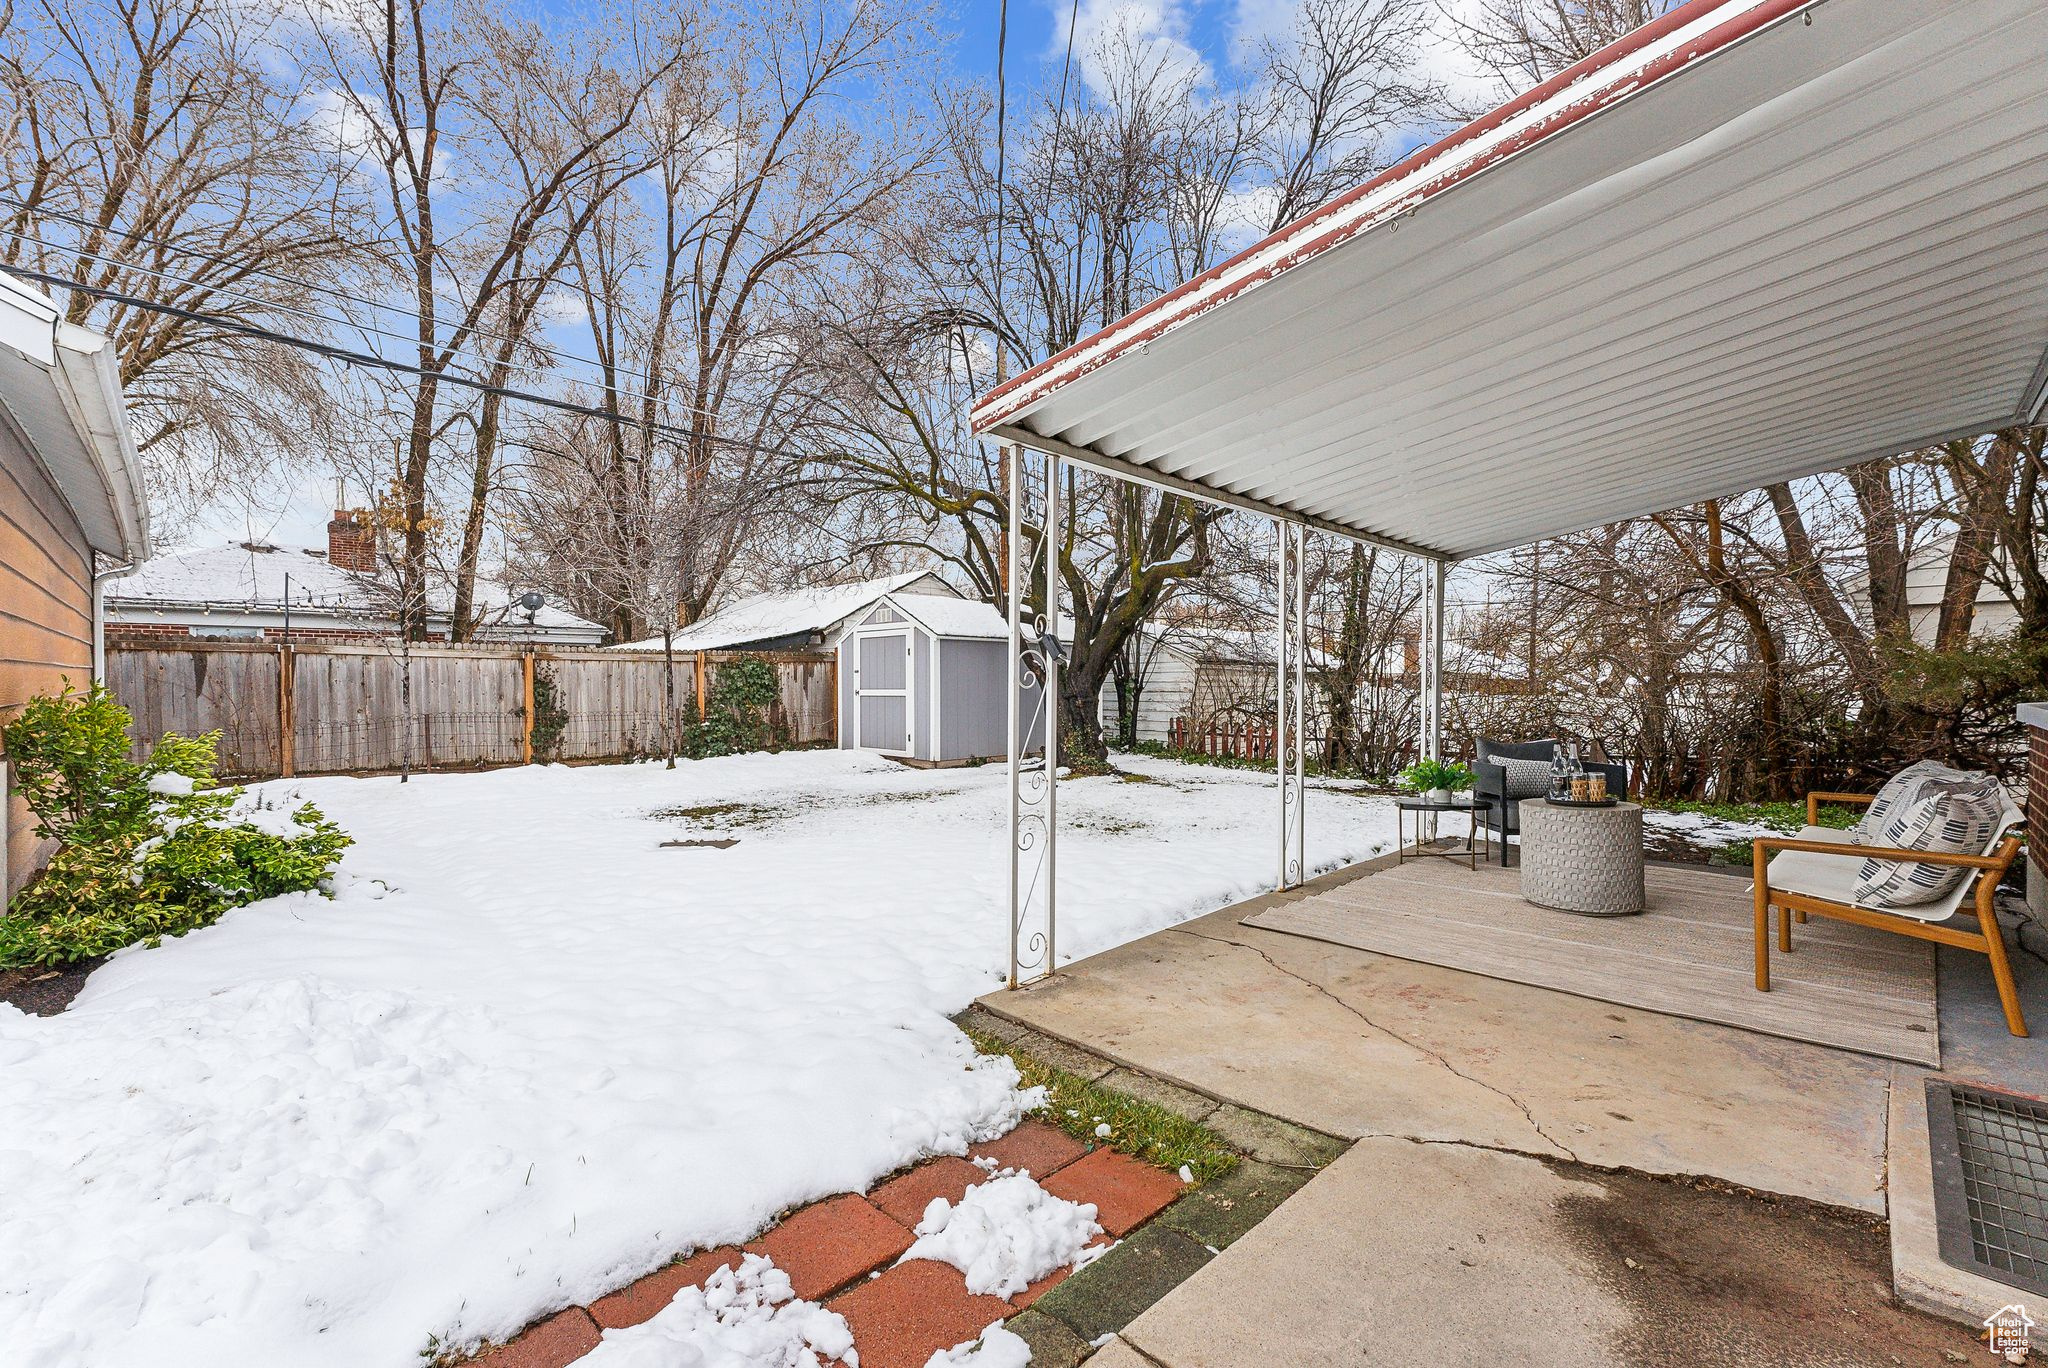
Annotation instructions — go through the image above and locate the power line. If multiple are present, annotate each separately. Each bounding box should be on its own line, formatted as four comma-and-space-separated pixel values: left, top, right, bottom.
0, 226, 741, 424
1, 263, 826, 466
1051, 0, 1081, 170
0, 194, 652, 392
993, 0, 1008, 380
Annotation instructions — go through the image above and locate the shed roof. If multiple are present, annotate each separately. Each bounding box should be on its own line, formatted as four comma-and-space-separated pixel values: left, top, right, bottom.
972, 0, 2048, 561
883, 593, 1011, 640
613, 571, 952, 652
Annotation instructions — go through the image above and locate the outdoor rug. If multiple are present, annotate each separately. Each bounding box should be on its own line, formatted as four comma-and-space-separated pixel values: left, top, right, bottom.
1242, 858, 1940, 1066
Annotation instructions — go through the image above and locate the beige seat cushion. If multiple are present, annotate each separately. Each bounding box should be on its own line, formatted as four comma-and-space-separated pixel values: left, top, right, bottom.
1765, 805, 2022, 925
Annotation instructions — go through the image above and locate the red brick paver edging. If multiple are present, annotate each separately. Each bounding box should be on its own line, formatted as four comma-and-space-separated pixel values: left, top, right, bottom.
471, 1116, 1171, 1368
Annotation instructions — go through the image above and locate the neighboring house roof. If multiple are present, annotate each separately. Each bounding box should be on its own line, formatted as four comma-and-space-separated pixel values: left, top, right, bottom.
0, 270, 148, 563
613, 571, 955, 652
106, 543, 605, 643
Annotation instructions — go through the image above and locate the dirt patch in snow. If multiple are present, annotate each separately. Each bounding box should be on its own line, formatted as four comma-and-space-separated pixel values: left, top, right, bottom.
0, 958, 102, 1016
651, 801, 788, 827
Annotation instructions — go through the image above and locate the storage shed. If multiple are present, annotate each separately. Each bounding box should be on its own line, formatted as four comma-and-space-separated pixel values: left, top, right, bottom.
838, 593, 1043, 765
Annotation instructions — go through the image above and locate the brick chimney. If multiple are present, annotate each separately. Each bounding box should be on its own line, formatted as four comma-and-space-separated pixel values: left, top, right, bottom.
327, 508, 376, 573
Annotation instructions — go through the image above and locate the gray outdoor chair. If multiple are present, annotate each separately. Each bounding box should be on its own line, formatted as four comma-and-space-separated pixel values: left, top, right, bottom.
1470, 737, 1627, 866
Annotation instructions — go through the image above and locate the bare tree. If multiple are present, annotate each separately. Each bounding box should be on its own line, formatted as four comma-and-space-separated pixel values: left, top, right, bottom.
313, 0, 685, 639
518, 0, 937, 643
508, 424, 706, 764
1450, 0, 1680, 97
0, 0, 360, 527
1254, 0, 1445, 228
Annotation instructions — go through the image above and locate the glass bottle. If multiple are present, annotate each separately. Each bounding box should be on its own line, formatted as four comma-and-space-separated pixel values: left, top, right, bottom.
1549, 742, 1569, 800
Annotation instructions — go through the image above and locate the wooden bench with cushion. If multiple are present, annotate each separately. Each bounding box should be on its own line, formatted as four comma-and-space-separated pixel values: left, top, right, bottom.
1751, 784, 2028, 1037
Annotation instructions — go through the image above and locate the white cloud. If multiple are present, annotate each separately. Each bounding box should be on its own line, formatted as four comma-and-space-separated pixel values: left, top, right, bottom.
1410, 0, 1512, 116
1064, 0, 1211, 100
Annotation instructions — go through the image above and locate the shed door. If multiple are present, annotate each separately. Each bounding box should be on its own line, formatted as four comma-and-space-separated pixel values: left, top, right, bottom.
855, 630, 912, 753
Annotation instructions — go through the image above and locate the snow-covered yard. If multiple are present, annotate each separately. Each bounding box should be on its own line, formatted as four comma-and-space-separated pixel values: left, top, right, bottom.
0, 750, 1420, 1368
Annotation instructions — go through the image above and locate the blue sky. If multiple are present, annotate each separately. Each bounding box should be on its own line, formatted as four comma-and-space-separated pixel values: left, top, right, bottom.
197, 0, 1493, 557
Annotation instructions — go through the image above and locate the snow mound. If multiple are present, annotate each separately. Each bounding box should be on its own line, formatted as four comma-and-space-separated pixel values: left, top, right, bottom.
578, 1254, 853, 1368
902, 1172, 1101, 1299
924, 1320, 1032, 1367
0, 750, 1408, 1364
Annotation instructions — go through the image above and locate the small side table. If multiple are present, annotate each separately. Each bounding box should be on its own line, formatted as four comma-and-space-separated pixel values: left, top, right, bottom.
1519, 799, 1645, 916
1396, 795, 1493, 870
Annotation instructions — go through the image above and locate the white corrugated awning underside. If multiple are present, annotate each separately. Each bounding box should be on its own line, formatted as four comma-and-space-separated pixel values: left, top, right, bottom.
972, 0, 2048, 562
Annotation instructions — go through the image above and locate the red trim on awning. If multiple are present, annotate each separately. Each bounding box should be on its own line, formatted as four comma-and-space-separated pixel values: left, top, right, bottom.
971, 0, 1817, 434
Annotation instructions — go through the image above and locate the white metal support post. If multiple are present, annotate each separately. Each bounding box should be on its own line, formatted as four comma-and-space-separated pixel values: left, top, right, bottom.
1007, 445, 1060, 988
1419, 557, 1447, 764
1276, 520, 1307, 889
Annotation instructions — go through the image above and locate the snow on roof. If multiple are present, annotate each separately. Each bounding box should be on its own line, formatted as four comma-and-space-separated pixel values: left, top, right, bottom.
107, 543, 602, 635
114, 543, 362, 608
887, 594, 1011, 639
614, 571, 950, 651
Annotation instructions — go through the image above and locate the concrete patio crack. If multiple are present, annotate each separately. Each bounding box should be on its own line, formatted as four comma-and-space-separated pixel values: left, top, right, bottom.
1166, 925, 1584, 1164
1116, 1332, 1176, 1368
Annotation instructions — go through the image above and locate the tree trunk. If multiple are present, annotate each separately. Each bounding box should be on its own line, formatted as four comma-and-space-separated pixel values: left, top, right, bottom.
396, 377, 438, 642
1656, 501, 1790, 799
662, 629, 678, 769
1057, 666, 1109, 770
1937, 434, 2018, 650
1846, 459, 1909, 640
1322, 543, 1374, 777
451, 386, 506, 642
1763, 482, 1892, 765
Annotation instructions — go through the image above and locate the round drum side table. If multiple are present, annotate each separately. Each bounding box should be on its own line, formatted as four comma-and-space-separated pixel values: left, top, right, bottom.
1518, 799, 1646, 916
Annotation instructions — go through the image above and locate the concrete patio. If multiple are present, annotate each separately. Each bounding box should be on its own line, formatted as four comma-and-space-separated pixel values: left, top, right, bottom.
977, 849, 2048, 1365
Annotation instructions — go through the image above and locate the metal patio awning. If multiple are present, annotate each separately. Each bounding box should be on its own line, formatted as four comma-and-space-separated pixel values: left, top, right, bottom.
971, 0, 2048, 562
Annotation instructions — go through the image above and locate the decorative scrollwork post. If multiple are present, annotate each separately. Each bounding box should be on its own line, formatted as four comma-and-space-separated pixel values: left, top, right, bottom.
1008, 445, 1060, 987
1276, 520, 1306, 889
1420, 556, 1446, 764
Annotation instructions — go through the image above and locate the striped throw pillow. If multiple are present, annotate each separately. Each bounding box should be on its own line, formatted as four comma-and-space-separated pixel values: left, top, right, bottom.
1853, 786, 2003, 908
1854, 760, 1956, 842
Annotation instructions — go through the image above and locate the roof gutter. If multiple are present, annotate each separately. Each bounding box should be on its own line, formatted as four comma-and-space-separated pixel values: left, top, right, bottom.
49, 319, 149, 563
92, 560, 140, 682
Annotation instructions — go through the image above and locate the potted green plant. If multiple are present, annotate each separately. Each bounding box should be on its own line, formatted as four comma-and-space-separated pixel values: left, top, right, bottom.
1399, 758, 1474, 805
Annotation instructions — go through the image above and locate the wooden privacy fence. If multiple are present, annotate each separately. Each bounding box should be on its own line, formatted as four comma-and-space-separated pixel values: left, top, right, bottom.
107, 641, 837, 779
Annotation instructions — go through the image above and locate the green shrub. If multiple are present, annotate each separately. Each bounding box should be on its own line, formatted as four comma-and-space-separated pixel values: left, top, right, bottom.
1642, 797, 1863, 866
529, 662, 569, 762
685, 655, 782, 758
0, 681, 352, 969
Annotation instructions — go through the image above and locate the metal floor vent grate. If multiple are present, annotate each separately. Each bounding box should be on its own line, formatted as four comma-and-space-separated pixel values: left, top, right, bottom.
1928, 1080, 2048, 1297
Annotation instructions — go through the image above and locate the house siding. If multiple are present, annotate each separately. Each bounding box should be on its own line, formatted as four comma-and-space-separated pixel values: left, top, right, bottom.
912, 628, 933, 761
938, 639, 1010, 760
1, 419, 94, 897
1097, 644, 1198, 745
